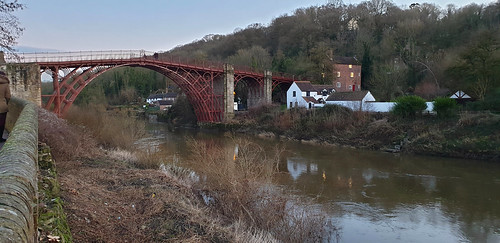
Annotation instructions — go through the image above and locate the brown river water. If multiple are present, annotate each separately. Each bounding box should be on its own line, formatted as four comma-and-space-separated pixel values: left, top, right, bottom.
141, 122, 500, 243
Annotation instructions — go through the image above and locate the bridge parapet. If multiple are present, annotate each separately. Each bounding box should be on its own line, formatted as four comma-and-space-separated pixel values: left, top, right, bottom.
5, 50, 155, 63
0, 97, 39, 243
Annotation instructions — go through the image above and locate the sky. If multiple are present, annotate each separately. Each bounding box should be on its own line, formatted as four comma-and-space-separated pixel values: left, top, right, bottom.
15, 0, 498, 52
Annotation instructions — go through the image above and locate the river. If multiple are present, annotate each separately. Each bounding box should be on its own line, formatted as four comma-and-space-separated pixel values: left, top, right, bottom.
141, 122, 500, 243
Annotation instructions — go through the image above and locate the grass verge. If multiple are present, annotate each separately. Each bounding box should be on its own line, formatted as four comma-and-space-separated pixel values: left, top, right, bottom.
38, 143, 73, 242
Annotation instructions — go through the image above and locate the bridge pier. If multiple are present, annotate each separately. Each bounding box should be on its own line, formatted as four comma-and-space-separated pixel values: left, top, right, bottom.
223, 64, 234, 121
0, 53, 41, 107
264, 70, 272, 105
247, 70, 273, 109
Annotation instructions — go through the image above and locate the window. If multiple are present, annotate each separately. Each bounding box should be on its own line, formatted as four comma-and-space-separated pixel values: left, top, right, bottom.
337, 72, 341, 77
290, 102, 292, 108
336, 82, 341, 88
293, 91, 296, 97
308, 103, 312, 109
349, 64, 352, 69
350, 72, 354, 78
294, 101, 298, 107
349, 85, 352, 91
306, 91, 310, 96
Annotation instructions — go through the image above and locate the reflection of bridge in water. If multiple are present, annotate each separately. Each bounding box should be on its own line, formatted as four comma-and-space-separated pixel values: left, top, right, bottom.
6, 51, 295, 122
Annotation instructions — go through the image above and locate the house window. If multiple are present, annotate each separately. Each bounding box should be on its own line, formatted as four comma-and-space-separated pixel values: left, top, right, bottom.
350, 72, 354, 78
336, 82, 341, 88
308, 103, 312, 109
293, 91, 296, 97
349, 85, 352, 91
290, 102, 292, 108
306, 91, 310, 96
349, 64, 352, 69
337, 72, 341, 77
294, 101, 298, 107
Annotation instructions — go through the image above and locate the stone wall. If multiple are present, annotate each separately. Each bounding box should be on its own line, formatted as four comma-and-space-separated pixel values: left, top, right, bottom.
0, 53, 42, 107
4, 64, 42, 107
0, 97, 39, 243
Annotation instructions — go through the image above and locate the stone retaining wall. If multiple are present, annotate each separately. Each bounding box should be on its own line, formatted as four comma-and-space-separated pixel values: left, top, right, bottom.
0, 97, 39, 243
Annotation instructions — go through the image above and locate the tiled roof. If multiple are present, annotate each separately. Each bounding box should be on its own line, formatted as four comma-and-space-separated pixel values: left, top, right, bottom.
295, 81, 336, 93
295, 81, 316, 91
334, 56, 360, 65
326, 90, 369, 101
156, 100, 174, 105
303, 96, 319, 104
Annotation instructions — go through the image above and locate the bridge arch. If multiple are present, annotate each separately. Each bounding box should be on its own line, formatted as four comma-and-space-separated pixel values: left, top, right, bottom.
43, 62, 226, 122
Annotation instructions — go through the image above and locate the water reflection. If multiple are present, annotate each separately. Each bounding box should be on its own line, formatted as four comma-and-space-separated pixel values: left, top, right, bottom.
287, 158, 319, 180
145, 123, 500, 243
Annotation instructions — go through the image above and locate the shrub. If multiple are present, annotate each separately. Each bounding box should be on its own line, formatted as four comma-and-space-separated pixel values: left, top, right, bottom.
466, 88, 500, 112
165, 95, 197, 126
392, 95, 427, 118
433, 97, 458, 118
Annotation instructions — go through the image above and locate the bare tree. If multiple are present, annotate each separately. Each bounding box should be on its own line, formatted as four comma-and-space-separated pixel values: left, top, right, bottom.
0, 0, 24, 52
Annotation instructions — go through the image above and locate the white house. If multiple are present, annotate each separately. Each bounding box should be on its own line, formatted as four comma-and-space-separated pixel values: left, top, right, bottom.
146, 92, 177, 104
325, 91, 434, 112
325, 90, 376, 111
154, 100, 174, 110
287, 81, 336, 109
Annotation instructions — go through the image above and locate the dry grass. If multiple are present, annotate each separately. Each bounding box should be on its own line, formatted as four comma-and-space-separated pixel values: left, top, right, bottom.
38, 108, 99, 161
134, 149, 167, 169
186, 137, 337, 242
65, 104, 146, 150
458, 111, 500, 127
105, 148, 137, 163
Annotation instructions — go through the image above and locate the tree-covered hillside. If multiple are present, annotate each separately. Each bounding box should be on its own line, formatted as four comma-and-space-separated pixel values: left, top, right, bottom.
167, 0, 500, 101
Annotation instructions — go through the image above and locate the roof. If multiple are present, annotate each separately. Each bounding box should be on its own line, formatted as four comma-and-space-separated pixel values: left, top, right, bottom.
147, 93, 178, 99
303, 97, 319, 104
312, 85, 336, 93
334, 56, 359, 65
294, 81, 316, 92
450, 91, 471, 99
326, 90, 370, 101
294, 81, 336, 93
156, 100, 174, 105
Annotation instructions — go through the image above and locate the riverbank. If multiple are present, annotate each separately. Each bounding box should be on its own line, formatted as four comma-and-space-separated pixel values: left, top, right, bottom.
203, 105, 500, 161
38, 107, 335, 242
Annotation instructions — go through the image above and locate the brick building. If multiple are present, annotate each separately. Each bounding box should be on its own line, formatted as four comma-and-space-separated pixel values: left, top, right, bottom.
333, 56, 361, 92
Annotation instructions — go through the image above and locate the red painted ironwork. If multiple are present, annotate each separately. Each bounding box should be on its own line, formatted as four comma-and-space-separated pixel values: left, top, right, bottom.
9, 51, 295, 122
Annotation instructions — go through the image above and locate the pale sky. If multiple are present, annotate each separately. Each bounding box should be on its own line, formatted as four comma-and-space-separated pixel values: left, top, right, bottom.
15, 0, 498, 52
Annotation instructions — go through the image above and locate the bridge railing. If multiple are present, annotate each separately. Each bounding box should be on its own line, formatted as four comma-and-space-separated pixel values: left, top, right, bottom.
5, 50, 155, 63
5, 50, 297, 80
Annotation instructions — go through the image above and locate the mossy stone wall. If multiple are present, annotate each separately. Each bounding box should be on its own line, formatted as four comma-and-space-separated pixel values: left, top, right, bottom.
0, 97, 39, 243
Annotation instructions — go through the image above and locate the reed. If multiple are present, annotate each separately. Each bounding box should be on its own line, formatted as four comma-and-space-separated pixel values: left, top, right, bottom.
186, 137, 337, 242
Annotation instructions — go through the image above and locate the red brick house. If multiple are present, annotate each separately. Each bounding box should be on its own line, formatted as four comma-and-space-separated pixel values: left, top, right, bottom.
333, 56, 361, 92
